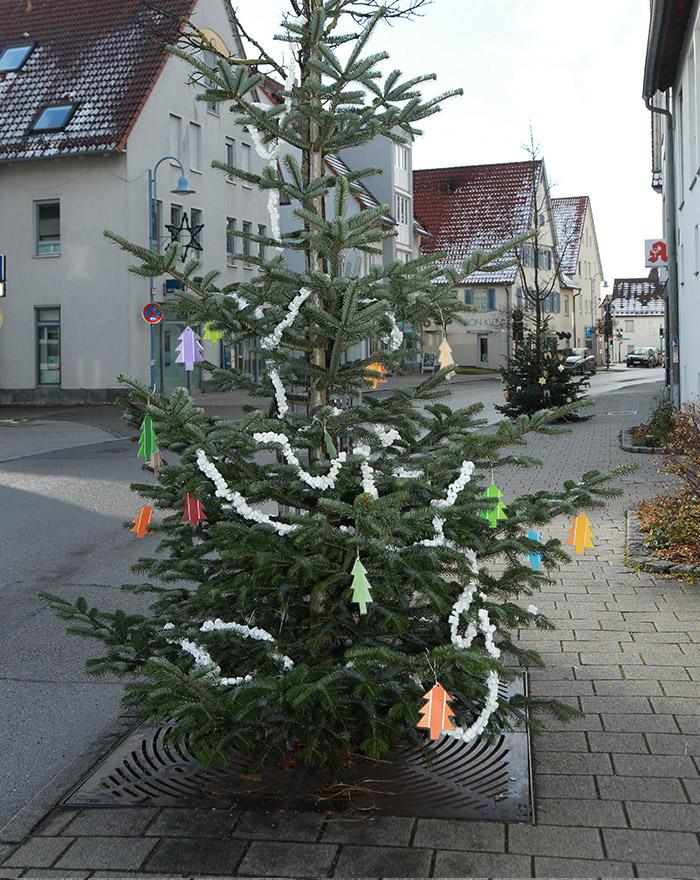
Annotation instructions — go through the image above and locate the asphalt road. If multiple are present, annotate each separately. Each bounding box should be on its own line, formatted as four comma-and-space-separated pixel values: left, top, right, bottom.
0, 365, 667, 830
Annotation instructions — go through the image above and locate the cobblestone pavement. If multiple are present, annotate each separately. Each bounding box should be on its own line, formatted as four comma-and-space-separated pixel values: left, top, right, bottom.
1, 382, 699, 879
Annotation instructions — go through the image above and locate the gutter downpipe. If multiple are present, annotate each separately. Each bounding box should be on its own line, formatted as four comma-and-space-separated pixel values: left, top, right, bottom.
646, 93, 681, 408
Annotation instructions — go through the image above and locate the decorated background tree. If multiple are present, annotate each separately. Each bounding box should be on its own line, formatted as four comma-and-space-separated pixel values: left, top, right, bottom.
44, 0, 629, 777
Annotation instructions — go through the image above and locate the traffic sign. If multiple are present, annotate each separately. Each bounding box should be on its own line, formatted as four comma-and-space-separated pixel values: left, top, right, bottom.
142, 303, 163, 324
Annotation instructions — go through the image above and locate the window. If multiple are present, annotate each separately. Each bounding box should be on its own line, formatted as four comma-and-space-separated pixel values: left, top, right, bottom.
394, 144, 408, 170
463, 288, 473, 305
202, 49, 219, 114
486, 288, 496, 311
170, 205, 183, 243
189, 121, 201, 172
625, 319, 634, 332
35, 201, 60, 255
225, 139, 236, 181
258, 224, 266, 259
394, 194, 409, 225
564, 296, 569, 316
226, 218, 236, 265
190, 208, 203, 250
36, 307, 60, 385
547, 291, 561, 313
242, 220, 252, 256
241, 143, 251, 175
31, 103, 77, 132
0, 41, 35, 72
169, 114, 182, 160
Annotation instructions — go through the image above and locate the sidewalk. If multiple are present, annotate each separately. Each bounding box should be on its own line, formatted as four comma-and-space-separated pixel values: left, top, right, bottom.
2, 378, 699, 879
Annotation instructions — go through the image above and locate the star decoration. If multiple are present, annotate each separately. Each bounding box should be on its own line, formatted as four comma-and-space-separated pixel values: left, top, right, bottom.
538, 376, 547, 385
557, 364, 565, 372
166, 212, 204, 259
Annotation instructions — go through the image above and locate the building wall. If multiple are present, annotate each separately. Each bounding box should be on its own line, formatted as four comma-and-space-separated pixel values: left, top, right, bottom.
669, 12, 700, 401
0, 0, 272, 401
564, 203, 604, 355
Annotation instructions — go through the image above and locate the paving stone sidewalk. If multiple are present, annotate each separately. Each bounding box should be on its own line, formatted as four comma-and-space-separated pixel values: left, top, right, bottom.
1, 382, 699, 879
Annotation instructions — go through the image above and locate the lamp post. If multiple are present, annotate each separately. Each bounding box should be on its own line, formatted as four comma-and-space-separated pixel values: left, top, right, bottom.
590, 272, 607, 364
147, 156, 194, 391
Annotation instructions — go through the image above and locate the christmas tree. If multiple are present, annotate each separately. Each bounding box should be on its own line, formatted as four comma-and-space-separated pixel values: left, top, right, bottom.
43, 0, 629, 778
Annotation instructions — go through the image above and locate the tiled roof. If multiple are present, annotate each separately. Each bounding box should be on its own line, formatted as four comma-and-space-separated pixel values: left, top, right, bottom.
551, 196, 588, 275
0, 0, 195, 161
611, 268, 666, 315
413, 161, 542, 284
325, 153, 395, 224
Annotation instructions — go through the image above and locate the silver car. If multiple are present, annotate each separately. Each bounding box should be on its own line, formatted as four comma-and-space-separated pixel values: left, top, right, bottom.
564, 347, 597, 375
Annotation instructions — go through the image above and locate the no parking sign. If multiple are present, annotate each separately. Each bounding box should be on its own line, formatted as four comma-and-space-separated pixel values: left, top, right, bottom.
142, 303, 163, 324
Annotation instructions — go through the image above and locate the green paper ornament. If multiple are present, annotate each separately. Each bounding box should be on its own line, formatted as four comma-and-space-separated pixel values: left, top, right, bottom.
138, 416, 158, 463
350, 555, 373, 615
481, 484, 507, 528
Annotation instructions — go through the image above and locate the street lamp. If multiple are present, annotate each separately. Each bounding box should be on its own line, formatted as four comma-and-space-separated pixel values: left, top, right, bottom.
147, 156, 195, 390
590, 272, 607, 363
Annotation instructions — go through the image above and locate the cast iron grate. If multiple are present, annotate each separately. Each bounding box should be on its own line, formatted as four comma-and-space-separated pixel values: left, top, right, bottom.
62, 679, 532, 822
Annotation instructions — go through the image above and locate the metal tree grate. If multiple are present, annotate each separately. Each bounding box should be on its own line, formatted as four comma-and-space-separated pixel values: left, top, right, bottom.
62, 679, 532, 822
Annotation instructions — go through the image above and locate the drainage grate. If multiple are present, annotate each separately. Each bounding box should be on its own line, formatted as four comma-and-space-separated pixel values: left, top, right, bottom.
62, 679, 532, 822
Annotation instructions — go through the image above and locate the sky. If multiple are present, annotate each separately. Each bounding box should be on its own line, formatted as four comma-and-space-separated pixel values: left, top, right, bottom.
236, 0, 662, 286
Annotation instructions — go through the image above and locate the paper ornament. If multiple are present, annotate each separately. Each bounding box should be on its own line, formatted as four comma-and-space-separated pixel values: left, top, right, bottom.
417, 683, 455, 740
203, 323, 223, 344
350, 555, 373, 614
538, 376, 547, 385
481, 484, 507, 528
364, 360, 387, 389
138, 416, 158, 462
438, 337, 455, 379
523, 528, 543, 570
324, 430, 337, 460
131, 505, 153, 538
181, 493, 206, 526
566, 513, 595, 555
175, 326, 203, 371
149, 450, 163, 472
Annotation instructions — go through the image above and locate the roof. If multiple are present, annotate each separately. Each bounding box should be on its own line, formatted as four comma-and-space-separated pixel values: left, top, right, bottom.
644, 0, 695, 97
611, 268, 666, 315
324, 153, 396, 225
551, 196, 588, 275
0, 0, 196, 162
413, 161, 542, 284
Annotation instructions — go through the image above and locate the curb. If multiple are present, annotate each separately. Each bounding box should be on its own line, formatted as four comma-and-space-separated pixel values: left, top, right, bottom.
620, 428, 666, 454
625, 509, 700, 578
0, 714, 139, 847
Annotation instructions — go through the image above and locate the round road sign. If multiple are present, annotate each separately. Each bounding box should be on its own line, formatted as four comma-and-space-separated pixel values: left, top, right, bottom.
142, 303, 163, 324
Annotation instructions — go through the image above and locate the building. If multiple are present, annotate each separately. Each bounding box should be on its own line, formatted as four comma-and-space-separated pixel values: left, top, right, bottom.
551, 196, 606, 358
413, 160, 570, 369
0, 0, 273, 402
643, 0, 700, 403
608, 268, 666, 362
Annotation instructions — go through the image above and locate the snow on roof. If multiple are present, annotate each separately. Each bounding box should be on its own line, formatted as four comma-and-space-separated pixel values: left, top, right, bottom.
412, 161, 542, 284
611, 268, 666, 315
0, 0, 196, 161
551, 196, 588, 275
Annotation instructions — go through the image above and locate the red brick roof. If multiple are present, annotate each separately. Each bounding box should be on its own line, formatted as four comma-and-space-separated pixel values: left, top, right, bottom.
0, 0, 195, 161
551, 196, 588, 275
413, 161, 542, 283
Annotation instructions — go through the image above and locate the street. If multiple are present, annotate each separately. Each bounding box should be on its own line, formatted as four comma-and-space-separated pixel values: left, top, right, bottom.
0, 366, 667, 830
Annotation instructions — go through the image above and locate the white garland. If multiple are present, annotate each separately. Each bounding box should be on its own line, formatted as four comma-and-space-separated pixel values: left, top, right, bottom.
253, 430, 348, 490
268, 366, 289, 417
196, 448, 299, 535
432, 460, 476, 510
353, 443, 378, 498
200, 618, 294, 671
382, 312, 404, 351
445, 670, 500, 744
260, 288, 311, 351
372, 425, 401, 447
393, 466, 424, 479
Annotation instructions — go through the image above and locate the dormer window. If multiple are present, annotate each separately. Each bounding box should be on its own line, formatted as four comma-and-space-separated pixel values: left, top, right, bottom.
0, 41, 36, 72
31, 103, 78, 132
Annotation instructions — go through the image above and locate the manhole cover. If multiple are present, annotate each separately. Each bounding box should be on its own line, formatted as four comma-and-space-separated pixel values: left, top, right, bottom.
62, 679, 532, 822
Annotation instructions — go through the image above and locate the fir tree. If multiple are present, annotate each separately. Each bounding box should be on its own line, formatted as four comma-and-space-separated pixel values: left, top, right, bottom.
43, 0, 631, 778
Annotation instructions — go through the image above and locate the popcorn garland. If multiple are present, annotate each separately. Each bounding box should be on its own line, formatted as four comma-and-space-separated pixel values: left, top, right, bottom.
200, 618, 294, 671
383, 312, 404, 351
260, 288, 311, 351
253, 430, 348, 490
268, 366, 290, 417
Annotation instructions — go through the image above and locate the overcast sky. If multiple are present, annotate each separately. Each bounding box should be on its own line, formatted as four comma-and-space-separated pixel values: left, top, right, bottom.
237, 0, 661, 287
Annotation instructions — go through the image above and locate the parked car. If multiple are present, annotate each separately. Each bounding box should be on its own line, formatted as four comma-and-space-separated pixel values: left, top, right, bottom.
564, 347, 597, 375
626, 347, 658, 368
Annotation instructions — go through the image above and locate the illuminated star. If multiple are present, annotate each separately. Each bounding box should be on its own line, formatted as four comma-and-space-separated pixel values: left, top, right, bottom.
538, 376, 547, 385
557, 363, 565, 372
166, 212, 204, 259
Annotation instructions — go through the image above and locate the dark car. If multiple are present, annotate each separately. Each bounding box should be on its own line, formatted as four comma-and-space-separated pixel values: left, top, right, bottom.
626, 347, 658, 368
564, 347, 597, 375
